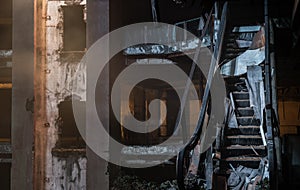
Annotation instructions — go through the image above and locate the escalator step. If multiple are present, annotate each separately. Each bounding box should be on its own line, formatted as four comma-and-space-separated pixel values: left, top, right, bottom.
235, 99, 250, 107
226, 135, 263, 145
226, 125, 260, 135
232, 91, 249, 99
224, 156, 262, 168
237, 116, 260, 125
236, 107, 254, 117
222, 145, 266, 157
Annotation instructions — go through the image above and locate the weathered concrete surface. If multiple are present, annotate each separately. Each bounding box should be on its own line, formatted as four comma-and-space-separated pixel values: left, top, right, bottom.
40, 0, 87, 189
12, 0, 34, 189
51, 156, 87, 190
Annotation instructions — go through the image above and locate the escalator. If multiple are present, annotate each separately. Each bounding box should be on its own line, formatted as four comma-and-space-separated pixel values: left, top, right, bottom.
176, 1, 280, 189
219, 24, 267, 171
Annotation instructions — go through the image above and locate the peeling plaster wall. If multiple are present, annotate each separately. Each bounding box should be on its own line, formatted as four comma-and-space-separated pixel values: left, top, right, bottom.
51, 157, 87, 190
45, 1, 87, 189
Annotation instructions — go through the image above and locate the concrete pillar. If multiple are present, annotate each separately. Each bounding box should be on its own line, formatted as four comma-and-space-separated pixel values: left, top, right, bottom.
12, 0, 34, 189
86, 0, 109, 189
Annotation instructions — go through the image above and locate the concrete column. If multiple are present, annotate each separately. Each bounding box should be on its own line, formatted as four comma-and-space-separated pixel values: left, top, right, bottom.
87, 0, 109, 189
12, 0, 34, 189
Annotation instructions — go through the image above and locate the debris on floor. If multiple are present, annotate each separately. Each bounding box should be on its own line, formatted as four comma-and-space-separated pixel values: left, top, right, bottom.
184, 173, 206, 190
227, 158, 269, 190
111, 173, 207, 190
111, 175, 159, 190
160, 180, 178, 190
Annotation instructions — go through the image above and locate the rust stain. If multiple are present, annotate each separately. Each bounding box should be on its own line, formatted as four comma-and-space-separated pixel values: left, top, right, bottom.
34, 0, 48, 189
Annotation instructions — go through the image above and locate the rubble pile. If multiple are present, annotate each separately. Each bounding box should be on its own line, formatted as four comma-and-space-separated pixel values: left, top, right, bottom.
111, 173, 207, 190
227, 158, 270, 190
184, 173, 206, 190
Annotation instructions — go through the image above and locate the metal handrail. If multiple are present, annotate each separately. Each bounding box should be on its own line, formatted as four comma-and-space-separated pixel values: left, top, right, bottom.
264, 0, 278, 189
176, 2, 228, 189
173, 7, 214, 144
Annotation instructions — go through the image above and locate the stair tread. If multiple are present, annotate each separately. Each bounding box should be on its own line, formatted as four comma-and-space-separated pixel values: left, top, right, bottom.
226, 126, 261, 136
232, 91, 249, 94
227, 135, 262, 139
237, 107, 253, 110
235, 100, 251, 107
236, 116, 258, 119
237, 125, 260, 129
225, 156, 262, 162
225, 145, 265, 150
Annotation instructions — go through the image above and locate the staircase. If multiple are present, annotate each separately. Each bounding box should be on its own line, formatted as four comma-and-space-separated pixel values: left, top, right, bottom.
221, 77, 266, 171
176, 1, 279, 189
218, 21, 267, 173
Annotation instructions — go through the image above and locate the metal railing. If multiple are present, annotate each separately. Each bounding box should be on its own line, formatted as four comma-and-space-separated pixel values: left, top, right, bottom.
264, 0, 280, 189
176, 2, 228, 189
172, 7, 214, 144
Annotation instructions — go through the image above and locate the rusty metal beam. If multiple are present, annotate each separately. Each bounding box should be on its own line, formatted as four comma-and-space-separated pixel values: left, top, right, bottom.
33, 0, 47, 189
12, 0, 34, 189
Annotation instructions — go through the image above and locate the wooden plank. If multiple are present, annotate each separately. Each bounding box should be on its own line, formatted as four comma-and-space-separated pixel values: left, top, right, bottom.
11, 0, 34, 189
86, 0, 109, 189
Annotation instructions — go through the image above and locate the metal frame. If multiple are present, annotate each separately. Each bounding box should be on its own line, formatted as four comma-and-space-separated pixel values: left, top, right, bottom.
264, 0, 278, 189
